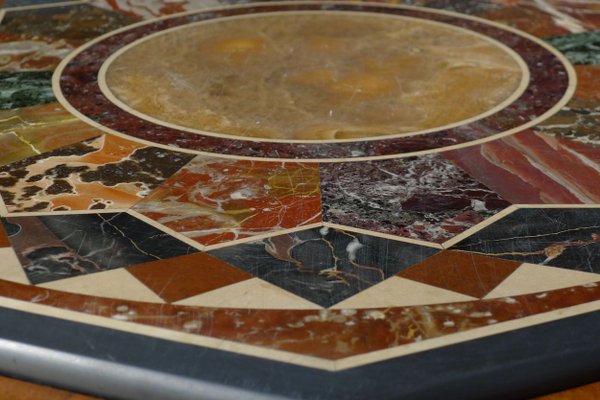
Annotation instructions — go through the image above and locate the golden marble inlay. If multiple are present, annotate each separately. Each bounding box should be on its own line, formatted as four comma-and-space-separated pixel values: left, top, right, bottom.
103, 12, 525, 141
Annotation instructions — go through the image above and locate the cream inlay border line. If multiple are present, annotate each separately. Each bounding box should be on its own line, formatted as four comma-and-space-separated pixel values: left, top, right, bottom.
96, 10, 530, 144
201, 222, 323, 251
51, 1, 578, 163
3, 205, 599, 250
515, 203, 600, 208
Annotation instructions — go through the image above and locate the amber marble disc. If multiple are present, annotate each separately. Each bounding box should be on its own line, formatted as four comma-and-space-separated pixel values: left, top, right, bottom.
102, 12, 525, 141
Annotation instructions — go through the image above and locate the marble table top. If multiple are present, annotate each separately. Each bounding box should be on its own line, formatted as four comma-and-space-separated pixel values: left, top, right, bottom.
0, 0, 598, 398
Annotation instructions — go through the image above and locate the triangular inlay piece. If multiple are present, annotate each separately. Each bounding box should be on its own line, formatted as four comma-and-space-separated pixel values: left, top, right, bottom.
485, 263, 600, 298
127, 253, 252, 303
39, 269, 165, 303
398, 250, 521, 298
331, 276, 477, 309
174, 278, 322, 309
0, 248, 28, 284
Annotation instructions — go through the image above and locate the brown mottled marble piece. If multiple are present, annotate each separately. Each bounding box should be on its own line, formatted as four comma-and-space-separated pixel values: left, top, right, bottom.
0, 134, 194, 212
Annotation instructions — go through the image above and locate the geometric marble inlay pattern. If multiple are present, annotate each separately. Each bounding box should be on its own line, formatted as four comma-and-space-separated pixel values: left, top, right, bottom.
1, 0, 600, 398
208, 226, 439, 307
59, 1, 572, 160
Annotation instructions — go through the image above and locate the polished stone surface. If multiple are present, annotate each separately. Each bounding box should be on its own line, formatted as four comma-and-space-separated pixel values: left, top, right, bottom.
105, 12, 522, 140
0, 1, 599, 399
60, 2, 572, 159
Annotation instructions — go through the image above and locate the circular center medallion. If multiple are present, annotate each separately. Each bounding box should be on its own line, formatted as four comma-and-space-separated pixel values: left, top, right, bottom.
101, 12, 525, 141
58, 2, 574, 160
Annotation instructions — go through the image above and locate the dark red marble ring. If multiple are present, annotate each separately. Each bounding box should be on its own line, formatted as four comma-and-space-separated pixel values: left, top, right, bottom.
59, 2, 571, 160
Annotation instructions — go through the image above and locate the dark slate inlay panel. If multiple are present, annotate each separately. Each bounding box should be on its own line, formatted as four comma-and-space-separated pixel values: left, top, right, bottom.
451, 208, 600, 273
1, 213, 199, 284
208, 226, 439, 307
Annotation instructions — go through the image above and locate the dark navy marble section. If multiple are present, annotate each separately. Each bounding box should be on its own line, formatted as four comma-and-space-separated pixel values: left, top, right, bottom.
0, 71, 54, 110
451, 208, 600, 273
2, 213, 199, 284
208, 227, 439, 307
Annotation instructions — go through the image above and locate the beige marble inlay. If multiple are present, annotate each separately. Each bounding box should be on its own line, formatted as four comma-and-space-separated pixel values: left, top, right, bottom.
331, 276, 477, 309
102, 12, 525, 141
39, 269, 166, 303
0, 248, 29, 284
484, 263, 600, 299
173, 278, 322, 309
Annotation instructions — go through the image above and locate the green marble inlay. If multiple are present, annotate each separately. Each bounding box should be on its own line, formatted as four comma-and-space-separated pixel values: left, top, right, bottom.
0, 71, 55, 110
546, 31, 600, 65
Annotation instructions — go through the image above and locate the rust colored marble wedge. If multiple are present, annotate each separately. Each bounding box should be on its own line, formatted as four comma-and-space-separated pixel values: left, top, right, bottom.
127, 253, 252, 303
398, 250, 521, 298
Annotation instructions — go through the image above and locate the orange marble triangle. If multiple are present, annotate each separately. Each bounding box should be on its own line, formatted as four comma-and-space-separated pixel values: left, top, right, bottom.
397, 250, 521, 298
127, 253, 252, 303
